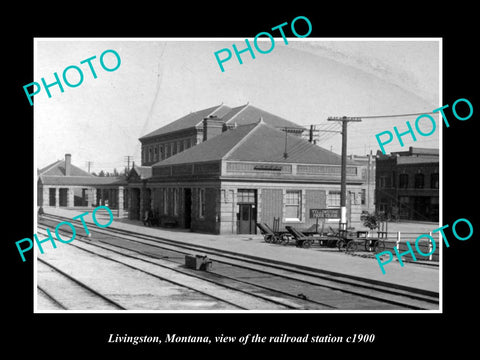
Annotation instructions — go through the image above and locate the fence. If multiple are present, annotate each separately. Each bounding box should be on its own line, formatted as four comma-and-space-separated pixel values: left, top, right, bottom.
366, 231, 440, 262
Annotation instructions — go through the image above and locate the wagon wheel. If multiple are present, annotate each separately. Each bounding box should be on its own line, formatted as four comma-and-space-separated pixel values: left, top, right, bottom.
337, 239, 346, 251
302, 240, 313, 248
346, 240, 357, 253
264, 235, 272, 243
374, 240, 386, 253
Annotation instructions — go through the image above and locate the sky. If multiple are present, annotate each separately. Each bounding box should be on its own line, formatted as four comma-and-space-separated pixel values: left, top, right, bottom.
34, 38, 440, 174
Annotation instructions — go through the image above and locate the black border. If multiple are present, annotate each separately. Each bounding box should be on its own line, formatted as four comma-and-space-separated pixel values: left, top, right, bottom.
6, 5, 478, 355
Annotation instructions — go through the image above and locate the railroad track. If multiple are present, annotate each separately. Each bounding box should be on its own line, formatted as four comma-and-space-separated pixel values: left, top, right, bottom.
36, 226, 330, 310
37, 258, 126, 310
37, 214, 439, 310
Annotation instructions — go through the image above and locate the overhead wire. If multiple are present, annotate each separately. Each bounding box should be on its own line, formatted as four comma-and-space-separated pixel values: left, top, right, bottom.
307, 111, 437, 125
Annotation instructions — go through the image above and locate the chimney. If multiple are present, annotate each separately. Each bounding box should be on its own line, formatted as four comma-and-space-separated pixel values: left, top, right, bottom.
65, 153, 71, 176
203, 115, 224, 142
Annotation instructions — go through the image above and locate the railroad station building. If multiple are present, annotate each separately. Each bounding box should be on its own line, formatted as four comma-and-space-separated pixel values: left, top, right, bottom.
37, 153, 128, 216
375, 147, 439, 221
129, 104, 367, 235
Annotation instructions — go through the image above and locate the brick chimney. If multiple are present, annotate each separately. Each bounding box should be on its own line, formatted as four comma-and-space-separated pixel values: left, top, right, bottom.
65, 153, 72, 176
203, 115, 224, 142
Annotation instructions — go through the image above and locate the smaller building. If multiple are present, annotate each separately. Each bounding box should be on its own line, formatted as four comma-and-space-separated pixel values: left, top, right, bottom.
348, 152, 376, 214
375, 147, 439, 221
38, 154, 128, 215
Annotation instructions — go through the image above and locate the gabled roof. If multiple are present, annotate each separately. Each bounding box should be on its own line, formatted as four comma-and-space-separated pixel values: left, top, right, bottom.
139, 103, 305, 142
152, 120, 348, 167
38, 157, 128, 186
129, 164, 152, 179
38, 159, 92, 177
226, 122, 342, 164
223, 104, 305, 131
139, 104, 231, 140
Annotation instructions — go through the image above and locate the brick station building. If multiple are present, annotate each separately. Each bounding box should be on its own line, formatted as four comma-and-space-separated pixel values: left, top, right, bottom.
129, 104, 366, 234
375, 147, 439, 221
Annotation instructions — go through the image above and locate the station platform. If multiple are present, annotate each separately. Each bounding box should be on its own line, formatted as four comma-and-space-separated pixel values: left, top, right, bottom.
39, 207, 440, 296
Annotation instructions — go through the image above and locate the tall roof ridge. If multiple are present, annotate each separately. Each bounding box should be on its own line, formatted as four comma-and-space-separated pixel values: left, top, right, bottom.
222, 119, 264, 160
211, 103, 228, 114
139, 103, 231, 140
197, 103, 227, 123
224, 103, 250, 125
249, 104, 305, 130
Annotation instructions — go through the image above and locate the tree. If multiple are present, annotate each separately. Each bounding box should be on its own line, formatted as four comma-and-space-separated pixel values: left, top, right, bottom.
98, 170, 105, 177
360, 211, 388, 230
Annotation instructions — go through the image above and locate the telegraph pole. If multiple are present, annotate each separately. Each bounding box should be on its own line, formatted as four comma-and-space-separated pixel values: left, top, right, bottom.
327, 116, 362, 230
85, 161, 93, 174
124, 155, 134, 171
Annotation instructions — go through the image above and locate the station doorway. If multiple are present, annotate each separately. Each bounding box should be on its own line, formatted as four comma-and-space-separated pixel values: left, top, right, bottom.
49, 188, 56, 206
59, 188, 68, 207
130, 188, 140, 220
237, 189, 257, 234
184, 188, 192, 229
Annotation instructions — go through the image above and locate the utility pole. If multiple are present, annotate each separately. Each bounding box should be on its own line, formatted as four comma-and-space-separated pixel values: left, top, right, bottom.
327, 116, 362, 230
124, 155, 134, 171
309, 125, 320, 144
85, 161, 93, 174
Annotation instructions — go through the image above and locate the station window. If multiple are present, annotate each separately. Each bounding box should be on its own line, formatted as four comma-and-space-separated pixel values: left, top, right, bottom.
148, 147, 152, 162
285, 190, 302, 221
159, 145, 164, 160
173, 188, 179, 216
327, 190, 341, 207
166, 144, 171, 158
237, 189, 256, 204
198, 188, 206, 218
162, 188, 168, 215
